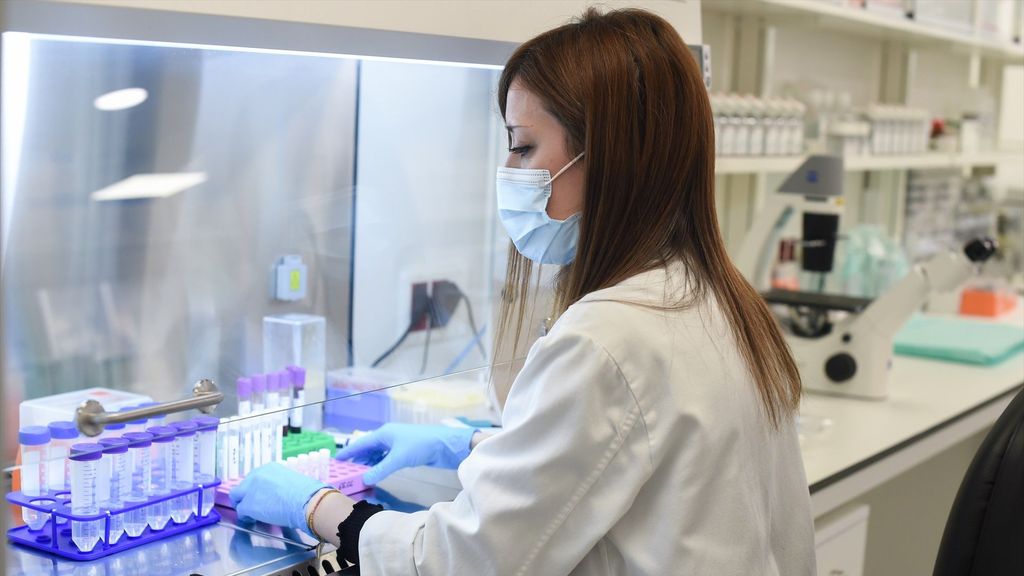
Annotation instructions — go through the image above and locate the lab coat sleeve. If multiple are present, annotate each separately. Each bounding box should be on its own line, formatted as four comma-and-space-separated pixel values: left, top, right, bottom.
357, 328, 654, 576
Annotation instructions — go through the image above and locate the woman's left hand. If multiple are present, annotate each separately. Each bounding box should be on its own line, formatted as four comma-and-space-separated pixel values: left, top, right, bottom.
230, 462, 329, 535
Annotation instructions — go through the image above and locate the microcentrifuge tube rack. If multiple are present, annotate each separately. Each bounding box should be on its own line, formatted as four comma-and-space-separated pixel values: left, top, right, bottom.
214, 459, 370, 509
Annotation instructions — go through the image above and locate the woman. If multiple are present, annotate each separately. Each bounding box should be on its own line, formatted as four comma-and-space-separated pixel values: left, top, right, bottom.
231, 8, 815, 575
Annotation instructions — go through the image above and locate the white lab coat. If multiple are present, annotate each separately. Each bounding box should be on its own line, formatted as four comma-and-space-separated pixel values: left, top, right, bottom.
359, 260, 815, 575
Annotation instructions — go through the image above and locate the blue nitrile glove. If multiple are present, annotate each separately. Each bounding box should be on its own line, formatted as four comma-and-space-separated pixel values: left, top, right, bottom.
335, 423, 476, 486
229, 462, 328, 536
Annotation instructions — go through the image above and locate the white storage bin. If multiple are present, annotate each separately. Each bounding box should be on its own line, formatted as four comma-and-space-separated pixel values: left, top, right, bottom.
1015, 0, 1024, 43
976, 0, 1017, 43
19, 387, 154, 428
815, 504, 871, 576
827, 121, 871, 157
910, 0, 973, 34
863, 0, 907, 17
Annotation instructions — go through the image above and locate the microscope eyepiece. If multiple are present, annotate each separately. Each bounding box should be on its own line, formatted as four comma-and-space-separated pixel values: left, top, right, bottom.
963, 237, 997, 263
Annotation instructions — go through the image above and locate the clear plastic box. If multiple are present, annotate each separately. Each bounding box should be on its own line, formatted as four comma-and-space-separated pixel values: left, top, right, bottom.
324, 366, 401, 432
387, 376, 493, 425
263, 314, 326, 430
19, 387, 154, 429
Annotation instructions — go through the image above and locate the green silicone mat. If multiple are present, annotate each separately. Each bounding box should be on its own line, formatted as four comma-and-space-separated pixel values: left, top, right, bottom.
894, 315, 1024, 366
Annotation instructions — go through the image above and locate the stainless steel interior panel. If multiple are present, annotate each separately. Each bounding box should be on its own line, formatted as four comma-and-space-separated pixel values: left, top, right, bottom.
2, 35, 358, 409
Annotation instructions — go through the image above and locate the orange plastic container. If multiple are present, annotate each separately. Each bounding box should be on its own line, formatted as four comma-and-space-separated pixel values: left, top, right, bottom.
960, 288, 1019, 317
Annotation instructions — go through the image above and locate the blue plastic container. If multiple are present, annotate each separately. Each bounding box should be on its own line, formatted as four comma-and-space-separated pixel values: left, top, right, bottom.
324, 387, 390, 432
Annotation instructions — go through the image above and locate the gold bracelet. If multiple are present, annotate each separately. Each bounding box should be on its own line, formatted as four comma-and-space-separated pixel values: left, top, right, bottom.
306, 488, 340, 540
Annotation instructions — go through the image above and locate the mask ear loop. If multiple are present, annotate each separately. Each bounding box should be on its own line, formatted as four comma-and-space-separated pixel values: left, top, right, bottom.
546, 152, 585, 185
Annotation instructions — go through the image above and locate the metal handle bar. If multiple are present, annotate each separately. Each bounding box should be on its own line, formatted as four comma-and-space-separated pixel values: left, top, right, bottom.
76, 379, 222, 437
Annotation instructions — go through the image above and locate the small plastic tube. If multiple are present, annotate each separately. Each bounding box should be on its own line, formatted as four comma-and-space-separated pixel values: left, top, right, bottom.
95, 437, 112, 537
287, 366, 306, 433
318, 448, 331, 481
309, 451, 320, 481
122, 432, 153, 538
286, 456, 298, 471
252, 374, 267, 467
98, 438, 130, 544
146, 426, 177, 531
219, 416, 239, 481
69, 443, 104, 552
169, 421, 198, 522
19, 426, 51, 531
266, 372, 282, 464
307, 450, 318, 481
251, 374, 267, 413
47, 421, 78, 494
193, 416, 219, 517
297, 453, 310, 478
279, 370, 293, 437
237, 377, 254, 476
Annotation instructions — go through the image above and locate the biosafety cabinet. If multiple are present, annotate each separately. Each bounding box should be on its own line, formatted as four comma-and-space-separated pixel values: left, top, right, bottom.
2, 2, 520, 573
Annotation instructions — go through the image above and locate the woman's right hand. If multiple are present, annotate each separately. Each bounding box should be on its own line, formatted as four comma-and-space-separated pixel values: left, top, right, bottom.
335, 422, 477, 485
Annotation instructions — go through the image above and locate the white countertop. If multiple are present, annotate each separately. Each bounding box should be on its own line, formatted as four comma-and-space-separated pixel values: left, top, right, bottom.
800, 309, 1024, 517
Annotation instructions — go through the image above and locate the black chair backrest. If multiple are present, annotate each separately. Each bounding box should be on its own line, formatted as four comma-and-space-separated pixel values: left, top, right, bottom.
933, 386, 1024, 576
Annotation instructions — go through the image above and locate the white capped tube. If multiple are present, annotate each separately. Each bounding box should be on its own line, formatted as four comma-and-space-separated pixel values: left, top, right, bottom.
318, 448, 331, 482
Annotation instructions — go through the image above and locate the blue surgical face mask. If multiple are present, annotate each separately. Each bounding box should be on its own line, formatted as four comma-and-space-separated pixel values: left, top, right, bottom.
496, 152, 585, 265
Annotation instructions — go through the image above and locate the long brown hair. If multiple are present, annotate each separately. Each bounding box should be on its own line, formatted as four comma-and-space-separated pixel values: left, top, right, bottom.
494, 7, 801, 428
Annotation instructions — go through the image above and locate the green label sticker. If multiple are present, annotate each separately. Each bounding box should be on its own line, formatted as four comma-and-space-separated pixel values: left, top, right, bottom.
290, 270, 301, 291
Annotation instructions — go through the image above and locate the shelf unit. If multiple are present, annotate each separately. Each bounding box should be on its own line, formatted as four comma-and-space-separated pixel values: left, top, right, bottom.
715, 151, 1015, 175
704, 0, 1022, 258
703, 0, 1024, 63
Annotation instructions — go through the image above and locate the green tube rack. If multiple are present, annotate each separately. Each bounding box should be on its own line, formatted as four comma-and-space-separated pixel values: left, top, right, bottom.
282, 430, 336, 459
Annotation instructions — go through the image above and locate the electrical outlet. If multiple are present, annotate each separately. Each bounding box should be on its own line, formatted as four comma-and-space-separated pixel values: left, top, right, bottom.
398, 263, 472, 340
430, 280, 462, 329
410, 282, 430, 332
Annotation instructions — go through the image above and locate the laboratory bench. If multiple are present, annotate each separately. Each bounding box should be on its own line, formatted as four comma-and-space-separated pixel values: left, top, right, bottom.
4, 465, 461, 576
803, 348, 1024, 519
6, 321, 1023, 575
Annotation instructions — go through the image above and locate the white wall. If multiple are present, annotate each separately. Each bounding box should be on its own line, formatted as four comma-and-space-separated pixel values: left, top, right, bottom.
351, 60, 503, 380
51, 0, 702, 44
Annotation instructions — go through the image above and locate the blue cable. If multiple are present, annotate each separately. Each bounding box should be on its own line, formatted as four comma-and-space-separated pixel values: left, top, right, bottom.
444, 323, 488, 374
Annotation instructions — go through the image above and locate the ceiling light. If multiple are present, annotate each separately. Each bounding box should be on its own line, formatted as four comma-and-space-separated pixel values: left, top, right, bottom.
93, 87, 148, 111
91, 172, 207, 201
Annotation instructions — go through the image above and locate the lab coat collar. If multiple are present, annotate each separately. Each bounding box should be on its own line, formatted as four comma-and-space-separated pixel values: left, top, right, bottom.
576, 258, 693, 309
